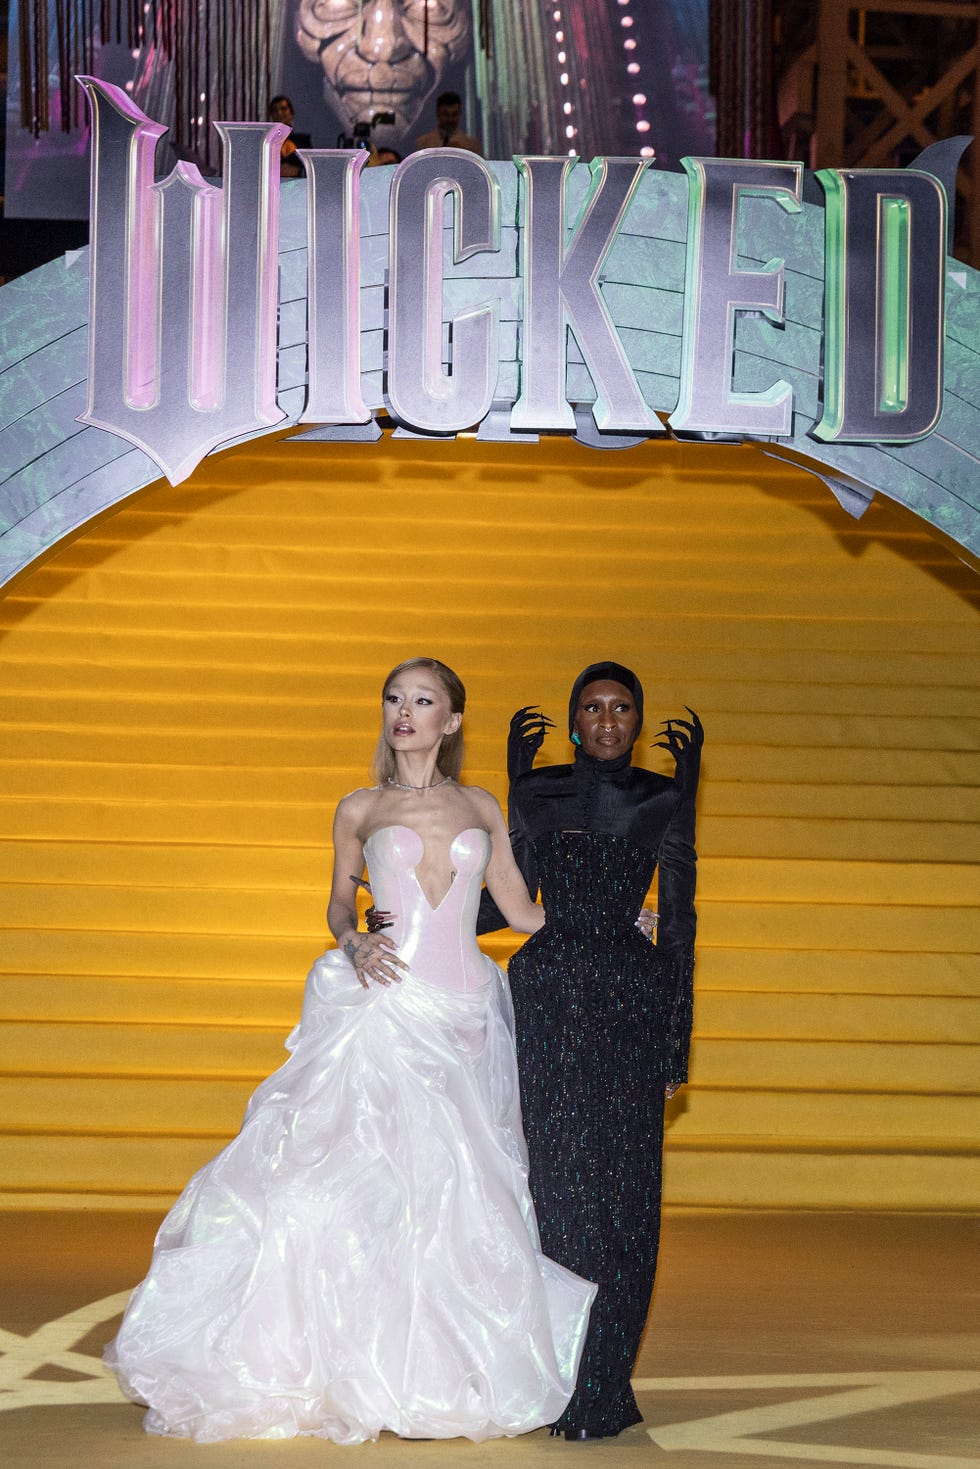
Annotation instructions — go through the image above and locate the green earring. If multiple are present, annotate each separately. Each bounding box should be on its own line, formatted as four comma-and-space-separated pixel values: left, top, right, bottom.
571, 731, 582, 746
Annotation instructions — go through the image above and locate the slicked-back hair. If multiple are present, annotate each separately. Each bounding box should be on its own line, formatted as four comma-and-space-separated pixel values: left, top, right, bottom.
373, 658, 466, 784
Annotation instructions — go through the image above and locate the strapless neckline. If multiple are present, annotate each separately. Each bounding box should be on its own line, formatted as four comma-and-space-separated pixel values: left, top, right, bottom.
363, 825, 490, 913
363, 823, 488, 848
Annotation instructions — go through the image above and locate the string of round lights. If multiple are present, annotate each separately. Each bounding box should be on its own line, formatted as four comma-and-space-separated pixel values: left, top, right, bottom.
617, 0, 654, 158
552, 7, 578, 155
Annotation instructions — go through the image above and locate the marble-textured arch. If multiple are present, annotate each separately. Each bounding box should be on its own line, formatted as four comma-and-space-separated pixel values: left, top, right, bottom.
2, 161, 978, 589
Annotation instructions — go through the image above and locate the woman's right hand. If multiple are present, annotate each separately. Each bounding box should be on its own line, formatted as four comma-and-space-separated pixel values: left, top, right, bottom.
507, 705, 555, 780
635, 907, 659, 939
338, 929, 408, 989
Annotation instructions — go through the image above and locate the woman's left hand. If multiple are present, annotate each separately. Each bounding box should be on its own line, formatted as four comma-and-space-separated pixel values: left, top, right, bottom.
654, 708, 703, 795
665, 1082, 682, 1099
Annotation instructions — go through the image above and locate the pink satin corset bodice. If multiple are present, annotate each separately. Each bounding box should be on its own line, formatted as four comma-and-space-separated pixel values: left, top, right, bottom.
362, 825, 494, 994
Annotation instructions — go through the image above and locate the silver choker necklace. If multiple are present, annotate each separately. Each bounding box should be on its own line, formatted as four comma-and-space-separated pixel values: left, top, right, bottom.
386, 775, 453, 793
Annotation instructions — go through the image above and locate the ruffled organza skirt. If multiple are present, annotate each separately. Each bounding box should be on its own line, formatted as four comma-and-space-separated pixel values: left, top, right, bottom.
105, 947, 595, 1443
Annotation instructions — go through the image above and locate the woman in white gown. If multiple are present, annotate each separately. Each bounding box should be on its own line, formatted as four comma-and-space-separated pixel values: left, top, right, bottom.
105, 657, 595, 1444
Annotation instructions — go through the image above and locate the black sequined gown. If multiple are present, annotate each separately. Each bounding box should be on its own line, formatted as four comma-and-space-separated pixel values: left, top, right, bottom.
500, 748, 698, 1437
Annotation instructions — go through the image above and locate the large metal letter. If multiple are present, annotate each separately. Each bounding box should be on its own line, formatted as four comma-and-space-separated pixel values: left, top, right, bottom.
814, 168, 945, 442
669, 158, 802, 435
511, 156, 661, 434
387, 149, 500, 434
79, 79, 286, 484
301, 149, 370, 424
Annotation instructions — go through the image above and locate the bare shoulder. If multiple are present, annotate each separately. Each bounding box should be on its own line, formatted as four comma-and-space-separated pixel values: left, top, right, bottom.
334, 786, 379, 831
461, 784, 505, 828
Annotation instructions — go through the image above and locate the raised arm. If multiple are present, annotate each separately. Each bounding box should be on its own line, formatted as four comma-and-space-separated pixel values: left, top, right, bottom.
507, 705, 554, 782
652, 711, 703, 1085
653, 709, 702, 951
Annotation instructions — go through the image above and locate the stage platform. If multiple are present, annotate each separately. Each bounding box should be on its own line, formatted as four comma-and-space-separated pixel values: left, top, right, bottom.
2, 1208, 976, 1467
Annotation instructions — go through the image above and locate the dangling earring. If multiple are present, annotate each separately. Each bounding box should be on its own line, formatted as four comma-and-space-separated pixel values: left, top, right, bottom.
571, 731, 582, 746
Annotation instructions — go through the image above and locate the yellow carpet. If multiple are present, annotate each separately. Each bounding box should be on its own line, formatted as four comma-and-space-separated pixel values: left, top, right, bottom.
3, 1209, 978, 1466
0, 430, 977, 1209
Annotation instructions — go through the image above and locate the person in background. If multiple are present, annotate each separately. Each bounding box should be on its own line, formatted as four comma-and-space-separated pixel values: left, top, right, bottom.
268, 94, 311, 177
367, 145, 403, 166
413, 89, 483, 154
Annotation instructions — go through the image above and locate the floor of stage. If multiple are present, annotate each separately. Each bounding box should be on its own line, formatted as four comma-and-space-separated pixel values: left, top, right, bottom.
1, 1209, 977, 1468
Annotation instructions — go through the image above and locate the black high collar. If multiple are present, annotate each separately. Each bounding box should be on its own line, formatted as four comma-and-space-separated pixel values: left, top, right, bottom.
572, 744, 634, 778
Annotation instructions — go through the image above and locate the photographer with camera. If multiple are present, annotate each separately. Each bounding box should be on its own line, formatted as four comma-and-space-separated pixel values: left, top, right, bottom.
333, 112, 401, 168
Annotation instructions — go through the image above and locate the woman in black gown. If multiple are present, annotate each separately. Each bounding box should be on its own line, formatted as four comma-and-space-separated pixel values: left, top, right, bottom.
494, 661, 702, 1440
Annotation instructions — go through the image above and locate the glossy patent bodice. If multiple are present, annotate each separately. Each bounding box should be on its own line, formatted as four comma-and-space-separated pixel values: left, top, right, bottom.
362, 824, 493, 993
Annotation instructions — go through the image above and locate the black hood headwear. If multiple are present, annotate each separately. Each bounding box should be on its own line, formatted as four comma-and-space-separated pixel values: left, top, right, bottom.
567, 661, 644, 740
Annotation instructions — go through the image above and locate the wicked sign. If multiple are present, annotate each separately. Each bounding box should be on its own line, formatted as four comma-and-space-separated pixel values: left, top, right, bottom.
1, 79, 978, 589
82, 75, 948, 477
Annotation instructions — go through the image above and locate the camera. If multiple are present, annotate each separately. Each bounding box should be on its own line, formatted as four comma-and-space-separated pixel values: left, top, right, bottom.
337, 111, 397, 149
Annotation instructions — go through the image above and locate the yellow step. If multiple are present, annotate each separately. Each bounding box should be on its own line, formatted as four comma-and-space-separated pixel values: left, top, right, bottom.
6, 605, 976, 687
48, 500, 971, 558
3, 1077, 976, 1146
693, 948, 980, 996
2, 883, 977, 954
3, 1021, 977, 1093
3, 971, 974, 1038
0, 844, 974, 911
1, 927, 318, 979
0, 1076, 255, 1134
2, 762, 978, 825
700, 817, 979, 862
2, 724, 975, 789
1, 953, 975, 1036
0, 884, 327, 936
48, 499, 953, 549
0, 798, 332, 844
0, 1133, 234, 1197
667, 1089, 980, 1142
2, 1133, 977, 1212
0, 1020, 290, 1078
698, 858, 979, 904
0, 840, 324, 888
6, 630, 978, 717
10, 586, 979, 655
691, 992, 980, 1043
1, 800, 976, 861
0, 975, 305, 1025
661, 1146, 980, 1210
5, 572, 974, 625
688, 1037, 980, 1091
695, 902, 979, 952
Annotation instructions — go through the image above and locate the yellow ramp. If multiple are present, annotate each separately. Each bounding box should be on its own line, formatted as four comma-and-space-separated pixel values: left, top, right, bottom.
0, 431, 977, 1210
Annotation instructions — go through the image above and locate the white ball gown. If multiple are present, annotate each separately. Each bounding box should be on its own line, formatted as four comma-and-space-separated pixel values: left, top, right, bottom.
105, 824, 596, 1443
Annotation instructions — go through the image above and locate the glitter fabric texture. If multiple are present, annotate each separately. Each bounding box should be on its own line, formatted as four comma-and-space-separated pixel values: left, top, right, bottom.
504, 744, 698, 1437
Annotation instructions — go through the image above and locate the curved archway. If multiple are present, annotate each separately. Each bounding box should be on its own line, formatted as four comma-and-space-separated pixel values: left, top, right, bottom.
2, 162, 979, 589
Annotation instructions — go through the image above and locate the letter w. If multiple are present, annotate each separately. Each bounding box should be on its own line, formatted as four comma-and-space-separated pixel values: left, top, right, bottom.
78, 79, 285, 484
